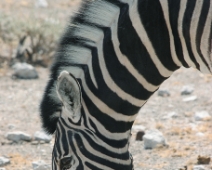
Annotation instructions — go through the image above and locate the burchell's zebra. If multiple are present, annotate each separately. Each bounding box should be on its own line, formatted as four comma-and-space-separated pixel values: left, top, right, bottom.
40, 0, 212, 169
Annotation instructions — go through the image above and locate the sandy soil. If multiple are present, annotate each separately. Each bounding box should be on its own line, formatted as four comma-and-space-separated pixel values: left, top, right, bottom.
0, 1, 212, 170
0, 66, 212, 170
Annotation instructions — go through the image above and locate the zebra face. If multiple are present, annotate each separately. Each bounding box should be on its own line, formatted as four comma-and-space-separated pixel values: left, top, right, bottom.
53, 71, 82, 170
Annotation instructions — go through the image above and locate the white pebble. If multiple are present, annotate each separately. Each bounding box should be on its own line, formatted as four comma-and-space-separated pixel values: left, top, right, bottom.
0, 157, 10, 166
34, 131, 52, 143
183, 96, 197, 102
143, 129, 166, 149
195, 111, 211, 121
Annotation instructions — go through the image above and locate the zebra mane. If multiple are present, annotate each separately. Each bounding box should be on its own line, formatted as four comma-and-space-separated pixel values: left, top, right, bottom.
40, 0, 122, 134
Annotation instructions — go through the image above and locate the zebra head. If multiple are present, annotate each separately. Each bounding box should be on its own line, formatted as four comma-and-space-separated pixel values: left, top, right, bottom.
53, 71, 82, 170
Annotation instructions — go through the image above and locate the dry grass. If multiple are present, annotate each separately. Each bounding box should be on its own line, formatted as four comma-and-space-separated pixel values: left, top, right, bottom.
155, 122, 164, 130
0, 61, 9, 76
5, 153, 33, 169
184, 112, 194, 117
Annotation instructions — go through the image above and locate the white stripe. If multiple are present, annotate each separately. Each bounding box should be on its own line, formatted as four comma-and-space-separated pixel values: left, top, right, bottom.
159, 0, 183, 67
78, 133, 131, 165
190, 0, 211, 73
60, 109, 130, 154
57, 123, 65, 159
60, 45, 98, 88
82, 100, 131, 141
128, 0, 173, 77
83, 1, 147, 106
73, 137, 114, 170
200, 0, 212, 73
58, 66, 138, 122
110, 8, 159, 92
97, 39, 147, 106
178, 0, 197, 68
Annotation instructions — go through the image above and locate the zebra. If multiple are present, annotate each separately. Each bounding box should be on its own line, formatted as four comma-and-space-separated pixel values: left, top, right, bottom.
40, 0, 212, 169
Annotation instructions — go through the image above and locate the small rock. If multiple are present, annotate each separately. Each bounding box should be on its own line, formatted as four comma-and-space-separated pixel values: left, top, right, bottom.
135, 131, 145, 141
196, 132, 205, 137
193, 165, 206, 170
181, 85, 194, 95
179, 166, 187, 170
197, 155, 211, 164
12, 62, 38, 79
7, 124, 15, 130
0, 157, 10, 166
195, 111, 211, 121
32, 160, 51, 170
132, 125, 146, 132
143, 129, 166, 149
35, 0, 48, 8
183, 96, 197, 102
34, 131, 52, 143
5, 131, 32, 142
189, 123, 197, 130
158, 89, 170, 97
162, 112, 178, 120
31, 141, 39, 145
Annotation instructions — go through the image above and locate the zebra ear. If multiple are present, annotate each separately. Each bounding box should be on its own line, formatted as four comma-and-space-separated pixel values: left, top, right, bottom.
56, 71, 82, 122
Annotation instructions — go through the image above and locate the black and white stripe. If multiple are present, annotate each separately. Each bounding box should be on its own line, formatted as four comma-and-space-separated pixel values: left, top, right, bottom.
40, 0, 212, 169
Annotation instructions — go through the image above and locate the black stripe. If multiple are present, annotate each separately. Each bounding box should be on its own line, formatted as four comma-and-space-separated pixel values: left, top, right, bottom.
182, 0, 200, 69
196, 0, 211, 71
80, 131, 130, 160
89, 118, 130, 148
168, 0, 189, 68
102, 27, 155, 100
82, 88, 134, 133
59, 116, 130, 148
138, 0, 180, 71
118, 2, 167, 86
73, 133, 132, 169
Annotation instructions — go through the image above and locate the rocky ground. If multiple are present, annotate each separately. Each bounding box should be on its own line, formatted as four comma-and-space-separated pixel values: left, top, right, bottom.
0, 0, 212, 170
0, 66, 212, 170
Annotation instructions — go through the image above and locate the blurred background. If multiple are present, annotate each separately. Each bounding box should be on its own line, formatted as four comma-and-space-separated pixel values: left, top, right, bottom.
0, 1, 81, 169
0, 1, 212, 170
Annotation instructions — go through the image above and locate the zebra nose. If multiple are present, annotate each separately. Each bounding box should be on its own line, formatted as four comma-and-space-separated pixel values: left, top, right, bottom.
60, 157, 72, 170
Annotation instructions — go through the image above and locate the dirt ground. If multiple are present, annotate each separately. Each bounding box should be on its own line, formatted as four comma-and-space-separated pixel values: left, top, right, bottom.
0, 1, 212, 170
0, 65, 212, 170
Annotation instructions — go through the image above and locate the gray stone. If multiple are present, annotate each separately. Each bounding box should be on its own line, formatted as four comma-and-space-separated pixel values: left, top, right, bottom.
193, 165, 206, 170
35, 0, 48, 8
7, 124, 15, 130
158, 89, 170, 97
5, 131, 32, 142
32, 160, 51, 170
195, 111, 211, 121
183, 96, 197, 102
181, 85, 194, 95
34, 131, 52, 143
12, 62, 38, 79
132, 125, 146, 132
196, 132, 205, 137
143, 129, 166, 149
162, 112, 178, 120
0, 157, 10, 166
